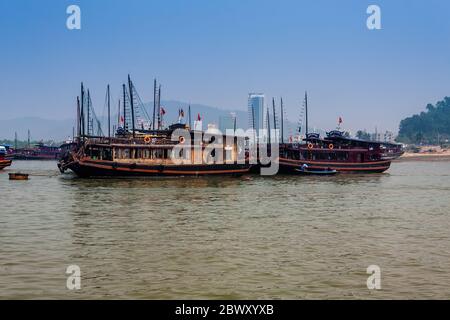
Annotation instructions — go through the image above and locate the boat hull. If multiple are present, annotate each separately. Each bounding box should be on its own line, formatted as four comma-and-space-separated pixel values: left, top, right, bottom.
279, 158, 391, 174
13, 154, 58, 160
0, 159, 12, 170
65, 159, 251, 177
9, 173, 29, 180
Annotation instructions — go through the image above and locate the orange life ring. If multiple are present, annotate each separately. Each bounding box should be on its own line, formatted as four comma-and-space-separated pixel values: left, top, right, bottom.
179, 136, 186, 144
143, 135, 151, 144
307, 143, 314, 150
328, 143, 334, 150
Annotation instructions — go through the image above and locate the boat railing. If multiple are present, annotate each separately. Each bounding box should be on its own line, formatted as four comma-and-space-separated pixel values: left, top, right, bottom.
80, 135, 179, 146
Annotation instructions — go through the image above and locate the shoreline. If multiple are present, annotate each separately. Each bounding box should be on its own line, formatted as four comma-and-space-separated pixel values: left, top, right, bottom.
396, 152, 450, 162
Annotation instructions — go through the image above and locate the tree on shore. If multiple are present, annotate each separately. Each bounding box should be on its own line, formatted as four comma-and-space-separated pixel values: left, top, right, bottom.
397, 97, 450, 145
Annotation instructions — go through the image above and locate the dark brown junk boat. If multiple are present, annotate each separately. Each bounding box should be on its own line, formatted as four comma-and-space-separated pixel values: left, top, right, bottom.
13, 142, 61, 160
58, 77, 251, 177
280, 131, 403, 174
277, 93, 404, 174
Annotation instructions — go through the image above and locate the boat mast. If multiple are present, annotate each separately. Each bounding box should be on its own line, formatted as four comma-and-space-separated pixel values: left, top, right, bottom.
122, 84, 127, 132
76, 96, 80, 139
107, 84, 111, 138
272, 97, 277, 142
267, 107, 271, 145
280, 97, 284, 143
153, 79, 157, 130
188, 104, 192, 128
128, 75, 135, 137
305, 91, 308, 136
87, 90, 91, 136
117, 99, 120, 129
80, 83, 85, 140
157, 85, 161, 129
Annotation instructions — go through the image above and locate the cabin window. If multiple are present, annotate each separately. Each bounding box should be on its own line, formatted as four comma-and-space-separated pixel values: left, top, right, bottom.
357, 153, 365, 162
337, 152, 348, 161
87, 147, 101, 159
101, 148, 112, 161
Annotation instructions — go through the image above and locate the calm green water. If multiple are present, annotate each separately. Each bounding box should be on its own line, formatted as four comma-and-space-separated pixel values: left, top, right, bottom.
1, 160, 450, 299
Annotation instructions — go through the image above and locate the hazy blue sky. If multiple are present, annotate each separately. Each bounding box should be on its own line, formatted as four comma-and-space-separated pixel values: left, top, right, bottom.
1, 0, 450, 133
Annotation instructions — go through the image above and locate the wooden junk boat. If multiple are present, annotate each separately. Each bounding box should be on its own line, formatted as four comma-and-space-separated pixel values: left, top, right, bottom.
0, 146, 12, 170
58, 78, 251, 177
59, 126, 250, 177
13, 142, 61, 160
280, 131, 404, 174
277, 92, 404, 174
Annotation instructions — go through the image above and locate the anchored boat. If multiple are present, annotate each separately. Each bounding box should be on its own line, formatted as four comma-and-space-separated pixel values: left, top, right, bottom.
58, 77, 251, 177
278, 93, 403, 174
13, 142, 61, 160
0, 146, 12, 170
280, 131, 400, 174
59, 127, 251, 177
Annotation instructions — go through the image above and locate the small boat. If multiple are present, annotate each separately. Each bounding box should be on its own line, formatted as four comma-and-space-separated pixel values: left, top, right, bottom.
0, 159, 12, 170
9, 173, 29, 180
295, 165, 338, 175
0, 146, 12, 170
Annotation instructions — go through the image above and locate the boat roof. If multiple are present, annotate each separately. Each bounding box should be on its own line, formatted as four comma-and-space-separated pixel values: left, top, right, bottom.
305, 131, 402, 146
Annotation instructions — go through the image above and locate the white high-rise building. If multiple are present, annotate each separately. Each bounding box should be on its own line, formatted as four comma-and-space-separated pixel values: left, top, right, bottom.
248, 93, 265, 132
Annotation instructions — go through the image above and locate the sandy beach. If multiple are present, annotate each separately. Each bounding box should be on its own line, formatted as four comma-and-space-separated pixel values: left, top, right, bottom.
396, 150, 450, 161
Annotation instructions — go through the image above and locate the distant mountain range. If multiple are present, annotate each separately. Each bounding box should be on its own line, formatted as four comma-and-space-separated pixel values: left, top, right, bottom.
1, 100, 300, 141
0, 117, 75, 142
